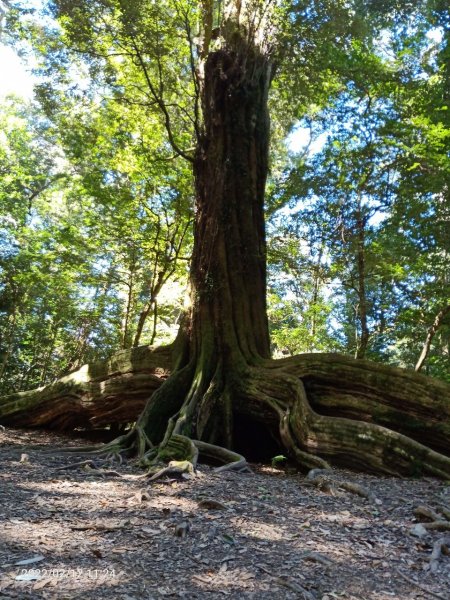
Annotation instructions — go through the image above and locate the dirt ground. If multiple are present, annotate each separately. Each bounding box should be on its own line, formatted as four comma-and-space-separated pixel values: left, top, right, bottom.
0, 427, 449, 600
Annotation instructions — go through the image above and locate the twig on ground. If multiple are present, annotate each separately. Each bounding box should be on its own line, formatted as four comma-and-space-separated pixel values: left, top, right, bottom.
56, 459, 98, 471
423, 521, 450, 532
256, 565, 316, 600
429, 536, 450, 573
305, 469, 378, 503
439, 506, 450, 521
413, 505, 441, 522
338, 481, 378, 503
193, 439, 252, 473
395, 568, 448, 600
300, 551, 334, 566
148, 460, 194, 482
174, 521, 190, 538
277, 576, 316, 598
97, 469, 123, 478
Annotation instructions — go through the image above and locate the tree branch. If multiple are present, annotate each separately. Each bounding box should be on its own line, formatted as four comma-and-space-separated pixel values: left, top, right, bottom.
130, 39, 194, 163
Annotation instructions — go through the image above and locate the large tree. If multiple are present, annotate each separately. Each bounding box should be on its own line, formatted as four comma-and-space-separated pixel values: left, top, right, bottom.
2, 0, 450, 477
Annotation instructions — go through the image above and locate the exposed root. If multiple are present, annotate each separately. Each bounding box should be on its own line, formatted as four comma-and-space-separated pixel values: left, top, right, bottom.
55, 458, 123, 478
174, 521, 190, 538
159, 434, 199, 466
56, 459, 98, 471
411, 503, 450, 575
34, 348, 450, 479
439, 506, 450, 521
0, 344, 172, 430
243, 363, 450, 478
413, 505, 442, 522
197, 498, 228, 510
123, 432, 251, 479
269, 353, 450, 457
429, 536, 450, 573
338, 481, 378, 503
305, 468, 378, 503
96, 468, 123, 478
279, 411, 330, 471
47, 423, 155, 467
44, 443, 105, 455
193, 439, 252, 473
136, 425, 154, 456
422, 521, 450, 532
300, 551, 334, 567
305, 468, 331, 481
104, 450, 124, 465
305, 470, 336, 495
257, 565, 316, 600
148, 460, 195, 482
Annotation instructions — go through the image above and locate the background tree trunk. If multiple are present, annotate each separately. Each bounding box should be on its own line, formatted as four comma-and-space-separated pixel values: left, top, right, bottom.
415, 305, 450, 372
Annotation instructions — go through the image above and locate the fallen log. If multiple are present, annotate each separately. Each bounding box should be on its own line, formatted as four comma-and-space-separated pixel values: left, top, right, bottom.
0, 345, 171, 430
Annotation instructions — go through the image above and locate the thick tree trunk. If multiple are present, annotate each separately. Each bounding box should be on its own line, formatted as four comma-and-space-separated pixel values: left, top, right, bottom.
126, 19, 450, 475
132, 29, 273, 451
191, 40, 272, 363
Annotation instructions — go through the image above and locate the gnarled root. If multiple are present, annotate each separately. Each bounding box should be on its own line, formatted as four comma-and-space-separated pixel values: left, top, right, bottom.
430, 537, 450, 573
240, 363, 450, 478
273, 353, 450, 456
13, 347, 450, 479
53, 357, 450, 479
0, 344, 172, 430
305, 468, 379, 502
193, 439, 251, 473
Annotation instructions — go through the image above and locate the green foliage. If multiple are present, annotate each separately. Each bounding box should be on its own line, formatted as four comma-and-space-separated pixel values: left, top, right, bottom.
1, 0, 449, 392
271, 454, 287, 467
268, 1, 449, 376
0, 94, 192, 393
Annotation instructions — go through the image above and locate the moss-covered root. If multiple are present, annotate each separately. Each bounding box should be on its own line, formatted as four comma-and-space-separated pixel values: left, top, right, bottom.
272, 353, 450, 456
44, 424, 154, 464
193, 439, 251, 473
158, 433, 199, 466
291, 375, 450, 478
155, 434, 250, 473
290, 374, 450, 478
245, 367, 450, 478
0, 344, 172, 430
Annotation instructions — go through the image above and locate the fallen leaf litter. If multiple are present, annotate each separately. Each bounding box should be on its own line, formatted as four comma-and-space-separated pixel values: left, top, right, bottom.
0, 427, 449, 599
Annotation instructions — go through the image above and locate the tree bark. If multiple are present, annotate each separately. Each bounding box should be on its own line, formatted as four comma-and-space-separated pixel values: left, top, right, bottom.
1, 347, 450, 477
131, 21, 272, 452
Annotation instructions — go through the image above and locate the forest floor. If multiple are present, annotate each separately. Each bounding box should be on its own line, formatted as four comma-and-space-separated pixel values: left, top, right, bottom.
0, 428, 449, 600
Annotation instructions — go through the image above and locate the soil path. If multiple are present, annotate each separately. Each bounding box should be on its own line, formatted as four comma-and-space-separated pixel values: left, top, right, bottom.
0, 428, 449, 599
